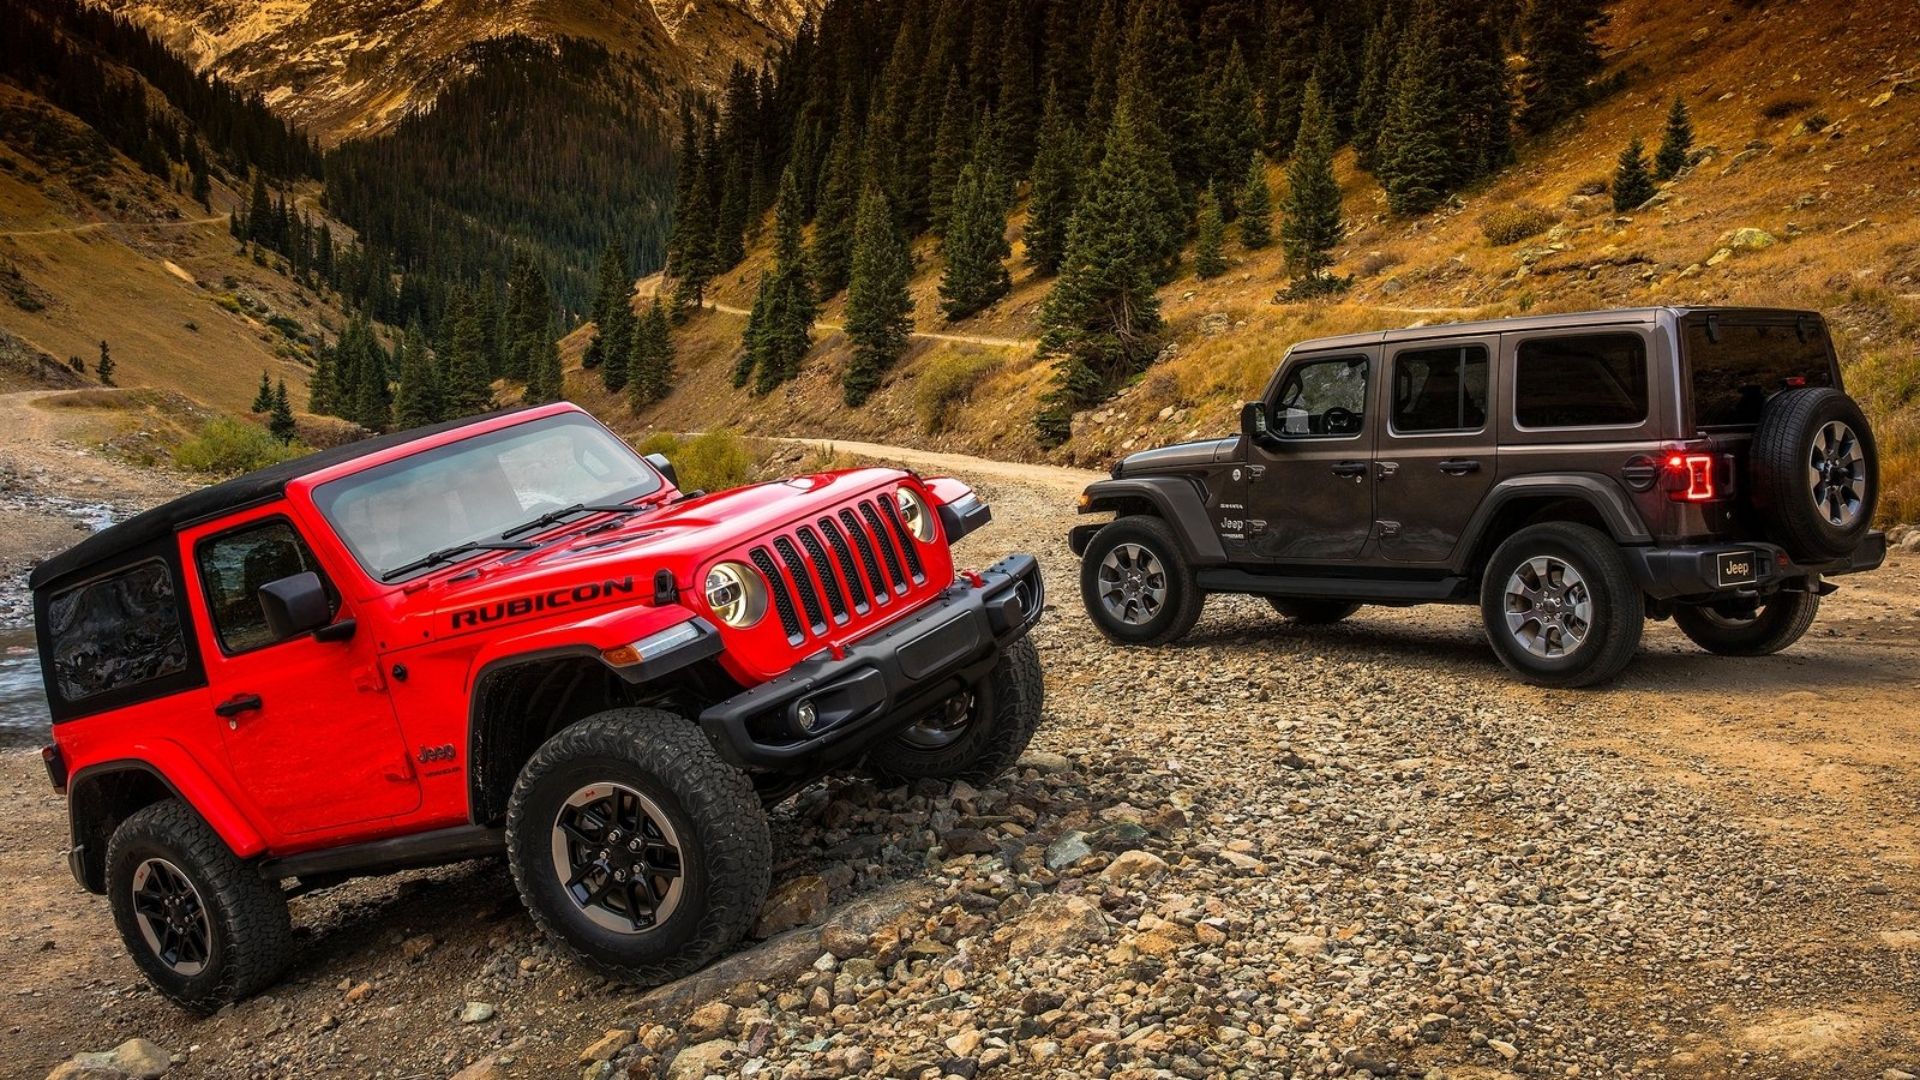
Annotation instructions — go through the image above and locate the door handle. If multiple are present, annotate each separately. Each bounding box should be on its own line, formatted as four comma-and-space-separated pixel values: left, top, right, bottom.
214, 693, 263, 718
1438, 459, 1481, 475
1330, 461, 1368, 478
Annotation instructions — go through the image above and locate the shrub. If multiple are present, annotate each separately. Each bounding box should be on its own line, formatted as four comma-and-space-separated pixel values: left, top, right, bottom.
1760, 95, 1815, 120
1479, 203, 1558, 246
1572, 176, 1610, 196
265, 313, 305, 342
636, 430, 755, 492
914, 351, 1001, 433
1802, 112, 1831, 132
1278, 273, 1354, 301
173, 417, 307, 474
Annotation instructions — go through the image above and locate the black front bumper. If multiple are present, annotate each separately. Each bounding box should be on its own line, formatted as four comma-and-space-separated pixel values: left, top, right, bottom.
1626, 531, 1886, 600
699, 554, 1044, 772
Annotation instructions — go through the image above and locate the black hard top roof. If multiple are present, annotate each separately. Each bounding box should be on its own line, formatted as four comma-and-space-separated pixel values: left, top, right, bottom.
1285, 305, 1823, 353
29, 406, 542, 593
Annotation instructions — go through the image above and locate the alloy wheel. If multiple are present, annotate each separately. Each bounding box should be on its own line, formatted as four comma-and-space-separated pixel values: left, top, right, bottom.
549, 782, 684, 934
1097, 543, 1168, 626
1503, 555, 1594, 659
130, 857, 212, 976
1808, 420, 1867, 528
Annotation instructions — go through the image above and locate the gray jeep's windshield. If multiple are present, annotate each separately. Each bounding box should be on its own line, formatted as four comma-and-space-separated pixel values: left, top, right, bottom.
312, 413, 663, 581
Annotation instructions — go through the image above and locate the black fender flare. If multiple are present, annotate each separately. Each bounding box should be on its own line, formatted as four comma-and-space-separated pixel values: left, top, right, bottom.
1455, 474, 1651, 573
1072, 477, 1228, 565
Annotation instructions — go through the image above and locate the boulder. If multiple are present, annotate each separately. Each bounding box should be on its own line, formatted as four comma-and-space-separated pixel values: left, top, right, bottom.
752, 875, 828, 937
995, 894, 1109, 959
46, 1040, 171, 1080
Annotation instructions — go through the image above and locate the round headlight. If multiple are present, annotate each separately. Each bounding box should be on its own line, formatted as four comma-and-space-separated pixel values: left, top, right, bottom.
895, 486, 935, 543
704, 562, 767, 628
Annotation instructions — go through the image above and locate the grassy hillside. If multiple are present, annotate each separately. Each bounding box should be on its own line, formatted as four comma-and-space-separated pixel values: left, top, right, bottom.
581, 0, 1920, 522
0, 84, 360, 417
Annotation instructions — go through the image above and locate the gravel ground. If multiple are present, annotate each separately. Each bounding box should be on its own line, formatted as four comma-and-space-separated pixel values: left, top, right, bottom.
7, 457, 1919, 1080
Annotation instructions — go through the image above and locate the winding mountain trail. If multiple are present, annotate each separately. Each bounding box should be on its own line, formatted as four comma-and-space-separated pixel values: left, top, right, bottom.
0, 214, 229, 240
701, 299, 1038, 350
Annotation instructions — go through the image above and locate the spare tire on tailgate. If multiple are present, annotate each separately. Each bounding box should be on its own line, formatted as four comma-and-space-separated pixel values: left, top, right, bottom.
1750, 386, 1877, 561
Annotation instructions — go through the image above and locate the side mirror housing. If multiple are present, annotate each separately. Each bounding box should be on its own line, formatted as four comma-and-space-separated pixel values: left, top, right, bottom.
258, 572, 338, 641
1240, 401, 1276, 448
645, 452, 679, 489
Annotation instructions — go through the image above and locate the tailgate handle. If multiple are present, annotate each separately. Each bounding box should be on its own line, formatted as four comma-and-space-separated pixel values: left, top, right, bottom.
1438, 459, 1480, 475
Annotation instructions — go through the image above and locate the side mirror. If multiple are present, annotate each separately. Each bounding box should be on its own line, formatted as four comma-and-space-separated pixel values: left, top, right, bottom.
1240, 401, 1276, 448
645, 452, 679, 489
258, 572, 346, 642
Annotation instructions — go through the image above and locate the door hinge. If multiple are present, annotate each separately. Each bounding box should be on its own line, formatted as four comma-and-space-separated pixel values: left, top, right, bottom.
353, 665, 387, 693
1376, 520, 1402, 538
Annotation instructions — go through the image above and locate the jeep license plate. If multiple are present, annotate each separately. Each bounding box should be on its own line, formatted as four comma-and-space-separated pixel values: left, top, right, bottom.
1715, 550, 1758, 588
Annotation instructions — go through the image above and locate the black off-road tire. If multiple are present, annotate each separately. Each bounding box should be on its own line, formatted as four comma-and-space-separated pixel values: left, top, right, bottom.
1751, 387, 1877, 561
1079, 516, 1206, 646
867, 635, 1045, 786
1480, 522, 1644, 688
1672, 589, 1820, 656
506, 709, 770, 986
1265, 598, 1362, 624
106, 800, 293, 1012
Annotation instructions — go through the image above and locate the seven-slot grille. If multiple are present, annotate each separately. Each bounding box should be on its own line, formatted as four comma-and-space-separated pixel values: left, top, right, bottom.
749, 494, 928, 645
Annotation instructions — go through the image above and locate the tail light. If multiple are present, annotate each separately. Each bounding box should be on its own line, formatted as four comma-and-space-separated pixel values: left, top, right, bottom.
1659, 444, 1728, 502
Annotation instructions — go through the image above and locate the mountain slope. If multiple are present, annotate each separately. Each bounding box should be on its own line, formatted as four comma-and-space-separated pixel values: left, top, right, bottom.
603, 0, 1920, 522
101, 0, 819, 145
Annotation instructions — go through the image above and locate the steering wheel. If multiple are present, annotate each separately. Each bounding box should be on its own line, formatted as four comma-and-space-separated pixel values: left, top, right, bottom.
1321, 406, 1357, 435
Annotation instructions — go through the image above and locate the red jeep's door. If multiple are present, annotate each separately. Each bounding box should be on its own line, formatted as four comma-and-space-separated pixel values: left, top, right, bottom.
181, 508, 420, 838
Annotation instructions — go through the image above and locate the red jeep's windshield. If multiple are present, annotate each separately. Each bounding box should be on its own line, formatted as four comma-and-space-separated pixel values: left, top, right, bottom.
311, 413, 663, 581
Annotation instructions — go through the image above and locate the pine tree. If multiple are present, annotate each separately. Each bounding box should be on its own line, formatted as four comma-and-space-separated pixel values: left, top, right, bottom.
1024, 83, 1083, 276
392, 325, 445, 428
843, 184, 914, 406
1612, 135, 1656, 211
524, 319, 565, 405
1281, 77, 1345, 279
585, 243, 630, 382
1656, 96, 1694, 180
1518, 0, 1609, 133
929, 70, 973, 236
268, 380, 296, 442
627, 299, 675, 408
939, 161, 1013, 321
1239, 151, 1273, 249
247, 171, 272, 244
1033, 95, 1166, 447
670, 116, 720, 314
96, 340, 114, 386
738, 168, 816, 394
251, 370, 274, 413
994, 0, 1040, 178
347, 321, 391, 432
1203, 43, 1261, 215
1377, 12, 1456, 215
443, 291, 494, 416
308, 339, 339, 417
811, 119, 861, 300
1194, 186, 1227, 279
1258, 0, 1317, 155
1351, 14, 1397, 170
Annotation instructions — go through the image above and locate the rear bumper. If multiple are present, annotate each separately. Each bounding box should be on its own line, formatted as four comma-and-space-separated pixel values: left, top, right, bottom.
699, 554, 1044, 772
1626, 532, 1885, 600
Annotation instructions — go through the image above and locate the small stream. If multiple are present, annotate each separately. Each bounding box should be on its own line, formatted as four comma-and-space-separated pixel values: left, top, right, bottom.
0, 491, 120, 748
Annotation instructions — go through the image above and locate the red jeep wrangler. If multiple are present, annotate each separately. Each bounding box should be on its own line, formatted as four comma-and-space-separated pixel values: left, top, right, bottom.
32, 403, 1044, 1009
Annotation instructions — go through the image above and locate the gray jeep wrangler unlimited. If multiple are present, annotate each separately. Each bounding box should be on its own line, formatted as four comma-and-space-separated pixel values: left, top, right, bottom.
1070, 307, 1887, 687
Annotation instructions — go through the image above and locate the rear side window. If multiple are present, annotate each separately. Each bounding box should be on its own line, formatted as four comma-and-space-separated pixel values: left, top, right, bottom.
1683, 318, 1835, 429
1393, 345, 1490, 433
1515, 334, 1648, 428
197, 519, 338, 653
46, 559, 191, 702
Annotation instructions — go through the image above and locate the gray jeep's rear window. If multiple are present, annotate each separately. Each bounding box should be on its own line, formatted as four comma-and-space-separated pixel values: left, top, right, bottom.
47, 558, 191, 702
1683, 318, 1834, 429
1515, 334, 1649, 428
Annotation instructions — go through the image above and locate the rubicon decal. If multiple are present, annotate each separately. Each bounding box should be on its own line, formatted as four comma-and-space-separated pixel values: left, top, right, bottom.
450, 577, 636, 629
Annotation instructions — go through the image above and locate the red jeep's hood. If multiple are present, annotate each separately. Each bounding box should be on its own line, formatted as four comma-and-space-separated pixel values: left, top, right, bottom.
383, 467, 919, 643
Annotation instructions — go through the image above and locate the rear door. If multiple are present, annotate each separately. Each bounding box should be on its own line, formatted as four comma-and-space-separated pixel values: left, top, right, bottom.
181, 506, 421, 838
1373, 336, 1499, 563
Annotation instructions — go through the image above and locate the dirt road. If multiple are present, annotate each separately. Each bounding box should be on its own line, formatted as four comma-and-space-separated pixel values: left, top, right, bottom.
0, 215, 229, 240
3, 398, 1917, 1079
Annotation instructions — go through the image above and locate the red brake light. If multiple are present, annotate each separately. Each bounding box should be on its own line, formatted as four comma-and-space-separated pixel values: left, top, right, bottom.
1668, 453, 1716, 501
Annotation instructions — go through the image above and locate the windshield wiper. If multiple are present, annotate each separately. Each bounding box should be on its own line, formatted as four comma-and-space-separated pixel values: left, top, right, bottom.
499, 502, 653, 540
380, 540, 538, 582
